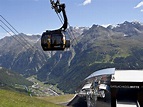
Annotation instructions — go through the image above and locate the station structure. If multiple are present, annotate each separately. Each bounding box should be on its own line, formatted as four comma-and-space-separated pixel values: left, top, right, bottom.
68, 68, 143, 107
111, 70, 143, 107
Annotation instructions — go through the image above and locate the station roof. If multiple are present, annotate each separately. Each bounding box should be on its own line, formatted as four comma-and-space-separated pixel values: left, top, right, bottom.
85, 68, 115, 81
77, 68, 115, 92
111, 70, 143, 82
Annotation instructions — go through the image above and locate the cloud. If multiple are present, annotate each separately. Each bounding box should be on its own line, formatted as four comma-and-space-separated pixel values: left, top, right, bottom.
141, 9, 143, 12
134, 1, 143, 8
82, 0, 92, 6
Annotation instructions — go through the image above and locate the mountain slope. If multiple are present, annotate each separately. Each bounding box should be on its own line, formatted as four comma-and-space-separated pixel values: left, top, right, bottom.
37, 21, 143, 93
0, 34, 49, 77
1, 22, 143, 93
0, 67, 33, 88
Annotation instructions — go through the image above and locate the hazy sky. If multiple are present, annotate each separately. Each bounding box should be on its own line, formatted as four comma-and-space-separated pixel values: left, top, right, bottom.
0, 0, 143, 38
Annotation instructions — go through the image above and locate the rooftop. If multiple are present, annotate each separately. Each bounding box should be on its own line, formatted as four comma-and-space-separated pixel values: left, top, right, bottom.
111, 70, 143, 82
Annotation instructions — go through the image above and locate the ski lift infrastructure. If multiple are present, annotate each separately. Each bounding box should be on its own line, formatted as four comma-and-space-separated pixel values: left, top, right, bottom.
41, 0, 70, 51
68, 68, 143, 107
1, 0, 76, 52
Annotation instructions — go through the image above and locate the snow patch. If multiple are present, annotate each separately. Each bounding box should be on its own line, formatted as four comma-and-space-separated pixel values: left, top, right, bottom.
29, 57, 33, 63
102, 24, 111, 28
131, 21, 141, 25
102, 24, 119, 29
124, 34, 129, 37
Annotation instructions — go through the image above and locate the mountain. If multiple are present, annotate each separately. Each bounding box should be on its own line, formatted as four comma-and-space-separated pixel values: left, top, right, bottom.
108, 21, 143, 37
0, 34, 49, 77
0, 67, 33, 90
37, 21, 143, 93
1, 22, 143, 93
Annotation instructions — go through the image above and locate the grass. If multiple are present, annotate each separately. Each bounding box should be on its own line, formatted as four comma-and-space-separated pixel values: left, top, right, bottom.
0, 89, 65, 107
37, 94, 75, 104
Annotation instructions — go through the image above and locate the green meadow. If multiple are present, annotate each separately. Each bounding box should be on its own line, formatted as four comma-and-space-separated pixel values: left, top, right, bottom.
0, 89, 66, 107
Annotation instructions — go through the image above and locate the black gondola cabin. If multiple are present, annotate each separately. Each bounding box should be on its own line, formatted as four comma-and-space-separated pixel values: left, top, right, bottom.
41, 0, 70, 51
41, 30, 70, 51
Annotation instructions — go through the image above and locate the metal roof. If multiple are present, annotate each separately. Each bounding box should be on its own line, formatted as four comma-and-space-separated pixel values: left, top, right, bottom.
85, 68, 115, 80
111, 70, 143, 82
77, 68, 115, 92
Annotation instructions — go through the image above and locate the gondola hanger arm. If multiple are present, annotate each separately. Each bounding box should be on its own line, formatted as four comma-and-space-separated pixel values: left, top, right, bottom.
50, 0, 68, 31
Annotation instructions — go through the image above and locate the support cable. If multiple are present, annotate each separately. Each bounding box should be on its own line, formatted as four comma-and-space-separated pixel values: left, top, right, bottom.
0, 15, 35, 49
56, 12, 78, 46
0, 15, 49, 57
0, 19, 34, 50
0, 19, 48, 62
0, 24, 29, 50
50, 0, 78, 47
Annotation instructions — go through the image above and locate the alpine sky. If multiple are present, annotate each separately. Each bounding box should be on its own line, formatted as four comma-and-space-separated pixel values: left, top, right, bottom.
0, 0, 143, 38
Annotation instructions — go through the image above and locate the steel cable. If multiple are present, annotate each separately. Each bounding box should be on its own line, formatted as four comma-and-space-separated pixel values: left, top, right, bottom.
0, 15, 35, 50
0, 24, 29, 50
57, 12, 78, 46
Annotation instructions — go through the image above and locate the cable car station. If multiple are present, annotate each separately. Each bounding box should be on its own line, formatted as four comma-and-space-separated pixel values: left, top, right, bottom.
68, 68, 143, 107
111, 70, 143, 107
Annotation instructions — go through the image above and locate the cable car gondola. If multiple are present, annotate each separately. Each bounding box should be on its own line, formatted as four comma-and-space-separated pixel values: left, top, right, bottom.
41, 0, 70, 51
